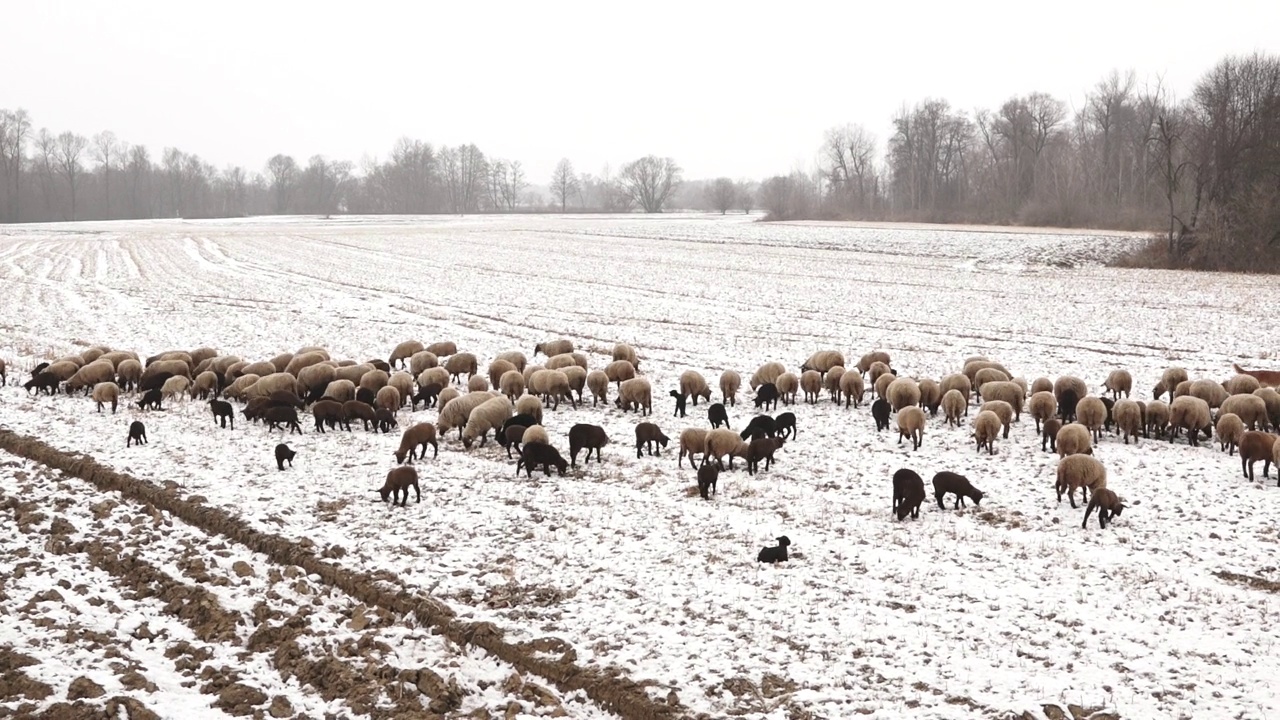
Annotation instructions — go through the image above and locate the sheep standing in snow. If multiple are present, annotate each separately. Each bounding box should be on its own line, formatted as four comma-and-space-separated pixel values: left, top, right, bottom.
521, 425, 550, 447
750, 361, 786, 390
973, 411, 1002, 455
678, 370, 713, 408
461, 396, 514, 449
939, 373, 972, 412
801, 350, 845, 376
437, 391, 501, 440
529, 369, 576, 410
720, 370, 741, 406
605, 360, 636, 388
753, 383, 779, 411
697, 464, 719, 500
409, 351, 439, 376
979, 400, 1014, 439
973, 367, 1011, 401
1056, 454, 1106, 508
1220, 393, 1268, 431
897, 406, 926, 450
746, 436, 785, 475
635, 423, 669, 458
208, 398, 234, 429
1217, 413, 1245, 455
702, 428, 745, 471
873, 369, 896, 401
395, 423, 440, 463
515, 395, 543, 424
872, 399, 891, 432
91, 382, 121, 413
378, 466, 420, 507
1031, 377, 1054, 395
708, 403, 731, 429
1169, 395, 1213, 447
679, 428, 708, 469
799, 370, 823, 404
487, 359, 517, 389
389, 340, 425, 369
1075, 396, 1108, 442
1028, 391, 1057, 434
1152, 367, 1190, 401
1239, 431, 1279, 481
275, 443, 296, 471
1103, 369, 1133, 399
1083, 488, 1125, 529
615, 378, 652, 415
444, 352, 479, 383
917, 378, 941, 416
499, 371, 526, 403
568, 424, 609, 467
127, 421, 147, 447
534, 339, 574, 358
1224, 373, 1262, 396
840, 371, 864, 409
980, 381, 1024, 420
1113, 399, 1143, 445
886, 377, 921, 413
587, 370, 609, 407
1055, 423, 1093, 457
857, 351, 891, 377
824, 366, 846, 404
893, 469, 926, 521
774, 372, 800, 405
933, 472, 983, 510
1041, 417, 1062, 453
942, 389, 967, 427
517, 442, 569, 477
612, 343, 640, 370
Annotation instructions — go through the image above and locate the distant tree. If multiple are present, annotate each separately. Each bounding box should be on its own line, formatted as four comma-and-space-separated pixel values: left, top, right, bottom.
705, 177, 736, 214
737, 181, 755, 214
34, 129, 57, 216
92, 130, 118, 219
301, 155, 351, 217
265, 154, 299, 214
125, 144, 152, 218
550, 158, 579, 212
162, 147, 185, 217
821, 124, 877, 215
2, 109, 31, 221
439, 144, 487, 214
619, 155, 682, 212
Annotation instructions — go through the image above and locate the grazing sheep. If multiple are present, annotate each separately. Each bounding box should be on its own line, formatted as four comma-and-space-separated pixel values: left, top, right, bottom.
933, 472, 983, 510
24, 371, 61, 395
887, 377, 921, 413
139, 370, 175, 394
284, 351, 327, 378
517, 442, 569, 477
1188, 379, 1229, 409
189, 370, 219, 401
467, 375, 489, 392
334, 363, 374, 385
873, 372, 897, 402
1075, 396, 1108, 442
515, 395, 543, 424
746, 436, 785, 475
840, 371, 865, 409
389, 340, 426, 369
159, 375, 192, 404
857, 351, 891, 376
1220, 393, 1269, 431
378, 466, 421, 507
973, 410, 1002, 455
604, 360, 636, 388
979, 400, 1014, 439
487, 359, 517, 389
497, 370, 526, 403
1217, 413, 1245, 455
127, 421, 147, 447
1031, 377, 1054, 395
1056, 423, 1093, 457
708, 403, 731, 429
1054, 376, 1088, 415
358, 386, 382, 406
942, 389, 967, 427
568, 424, 609, 466
1083, 488, 1125, 529
615, 377, 652, 415
444, 352, 479, 383
274, 443, 295, 471
560, 366, 589, 403
1255, 388, 1280, 430
1028, 391, 1056, 434
45, 360, 82, 382
245, 372, 303, 400
801, 350, 845, 376
374, 386, 402, 417
1239, 431, 1279, 481
91, 382, 121, 413
1011, 377, 1029, 397
740, 415, 777, 440
917, 378, 941, 416
753, 383, 779, 410
530, 369, 576, 410
1103, 369, 1133, 398
697, 464, 719, 500
1113, 399, 1143, 445
635, 422, 670, 458
939, 373, 972, 412
872, 398, 891, 432
750, 361, 786, 390
1170, 395, 1213, 447
973, 367, 1011, 400
896, 406, 926, 450
499, 425, 529, 458
296, 363, 337, 399
774, 412, 797, 440
1057, 388, 1080, 424
409, 350, 439, 376
545, 352, 579, 371
437, 391, 502, 440
534, 339, 574, 358
703, 428, 745, 471
963, 360, 1012, 386
1153, 367, 1190, 401
520, 424, 549, 447
310, 400, 349, 432
425, 341, 457, 357
116, 358, 142, 391
1056, 454, 1106, 508
678, 370, 713, 407
410, 383, 442, 411
263, 406, 303, 434
137, 389, 163, 411
461, 396, 513, 448
979, 381, 1024, 421
208, 398, 234, 429
774, 372, 800, 405
718, 369, 742, 406
395, 423, 440, 463
66, 360, 116, 395
612, 343, 640, 370
1041, 417, 1063, 453
586, 370, 609, 407
893, 469, 926, 521
386, 371, 414, 405
1146, 399, 1171, 438
757, 536, 791, 564
322, 379, 357, 405
239, 361, 278, 379
679, 428, 708, 469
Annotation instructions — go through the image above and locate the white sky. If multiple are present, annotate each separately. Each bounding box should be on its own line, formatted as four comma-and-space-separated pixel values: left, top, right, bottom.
5, 1, 1278, 184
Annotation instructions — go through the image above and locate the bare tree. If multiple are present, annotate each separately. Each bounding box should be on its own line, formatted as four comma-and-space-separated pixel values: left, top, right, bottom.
619, 155, 682, 213
439, 144, 487, 214
550, 158, 579, 212
502, 160, 525, 210
705, 177, 736, 214
125, 144, 152, 218
54, 131, 87, 219
301, 155, 351, 217
737, 181, 755, 214
2, 109, 31, 221
92, 131, 118, 219
822, 124, 877, 214
265, 154, 299, 214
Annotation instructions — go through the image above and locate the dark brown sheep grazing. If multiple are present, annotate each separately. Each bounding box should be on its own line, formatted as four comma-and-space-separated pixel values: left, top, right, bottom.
893, 468, 926, 521
774, 412, 797, 440
208, 399, 234, 429
24, 371, 60, 395
1083, 488, 1124, 529
746, 437, 785, 475
375, 408, 398, 434
378, 466, 420, 507
1239, 431, 1279, 482
1041, 417, 1062, 453
242, 396, 271, 423
568, 424, 609, 467
343, 400, 378, 431
411, 382, 441, 410
500, 425, 528, 459
311, 399, 349, 432
267, 390, 304, 409
933, 471, 983, 510
697, 463, 719, 500
127, 421, 147, 447
263, 406, 302, 434
517, 443, 569, 477
757, 536, 791, 563
708, 403, 731, 429
137, 389, 163, 411
275, 443, 296, 471
394, 423, 439, 464
355, 387, 376, 405
634, 422, 670, 458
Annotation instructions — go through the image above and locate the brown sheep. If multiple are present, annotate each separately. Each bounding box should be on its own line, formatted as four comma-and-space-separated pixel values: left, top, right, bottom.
343, 400, 379, 431
395, 423, 440, 463
746, 436, 785, 475
311, 399, 349, 432
635, 422, 670, 458
1239, 431, 1278, 482
568, 424, 609, 467
1217, 413, 1245, 455
892, 468, 926, 521
1041, 417, 1063, 453
378, 466, 420, 506
973, 410, 1002, 455
1056, 454, 1106, 508
1055, 423, 1093, 457
720, 370, 741, 406
1103, 369, 1133, 399
1083, 488, 1125, 529
1028, 391, 1057, 434
702, 428, 742, 471
426, 341, 457, 357
897, 406, 926, 451
534, 339, 574, 358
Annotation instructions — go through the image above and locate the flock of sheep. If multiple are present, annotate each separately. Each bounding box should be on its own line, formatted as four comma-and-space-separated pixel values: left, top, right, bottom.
13, 340, 1280, 537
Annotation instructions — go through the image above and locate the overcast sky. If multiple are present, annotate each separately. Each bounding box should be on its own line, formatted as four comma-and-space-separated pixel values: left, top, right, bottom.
5, 1, 1278, 184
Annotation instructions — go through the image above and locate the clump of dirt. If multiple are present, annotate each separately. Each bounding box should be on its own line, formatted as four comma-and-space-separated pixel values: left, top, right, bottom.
213, 682, 268, 716
0, 648, 53, 702
65, 676, 104, 700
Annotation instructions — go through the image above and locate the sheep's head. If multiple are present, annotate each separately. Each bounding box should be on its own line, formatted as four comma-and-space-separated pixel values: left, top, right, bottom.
969, 489, 985, 506
1113, 502, 1126, 517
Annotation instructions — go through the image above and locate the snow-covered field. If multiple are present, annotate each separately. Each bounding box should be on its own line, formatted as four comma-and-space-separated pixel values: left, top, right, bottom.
1, 213, 1279, 720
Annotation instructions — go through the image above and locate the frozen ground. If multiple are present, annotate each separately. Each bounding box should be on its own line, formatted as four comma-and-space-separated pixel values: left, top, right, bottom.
1, 213, 1279, 719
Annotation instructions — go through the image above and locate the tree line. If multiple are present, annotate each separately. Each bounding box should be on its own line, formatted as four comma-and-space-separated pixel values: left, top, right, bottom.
2, 51, 1276, 270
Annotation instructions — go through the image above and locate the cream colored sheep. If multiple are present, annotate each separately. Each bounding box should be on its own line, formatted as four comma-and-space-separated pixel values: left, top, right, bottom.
799, 370, 823, 404
1031, 377, 1053, 395
1028, 391, 1057, 433
1224, 373, 1262, 396
973, 367, 1011, 399
1173, 380, 1193, 398
495, 351, 527, 373
515, 395, 543, 424
500, 370, 527, 403
222, 373, 260, 400
417, 367, 449, 390
821, 366, 846, 404
801, 350, 845, 375
1113, 399, 1142, 444
963, 360, 1011, 385
897, 406, 926, 450
979, 400, 1014, 439
1102, 369, 1133, 399
487, 359, 517, 389
1220, 394, 1269, 431
943, 389, 967, 427
868, 362, 892, 392
284, 351, 326, 377
973, 410, 1002, 455
587, 370, 608, 406
940, 373, 972, 411
467, 375, 490, 392
720, 370, 741, 406
917, 378, 940, 415
561, 365, 587, 403
979, 381, 1024, 420
886, 377, 921, 412
245, 372, 299, 399
359, 369, 390, 394
840, 371, 865, 409
437, 391, 502, 439
775, 372, 800, 405
1011, 377, 1029, 397
1189, 379, 1229, 409
750, 361, 786, 390
615, 377, 652, 415
703, 428, 744, 470
679, 370, 713, 405
521, 424, 549, 446
297, 363, 337, 396
545, 353, 579, 371
679, 428, 708, 469
238, 361, 276, 379
874, 372, 896, 402
408, 350, 439, 376
1152, 367, 1189, 401
534, 339, 574, 358
375, 386, 402, 415
91, 382, 121, 413
436, 387, 461, 412
161, 375, 191, 402
1056, 423, 1093, 457
293, 346, 328, 359
389, 340, 425, 369
426, 341, 457, 357
444, 352, 478, 382
1217, 413, 1245, 455
322, 379, 356, 404
1146, 399, 1171, 438
268, 352, 294, 372
1056, 454, 1107, 508
140, 359, 190, 383
612, 343, 640, 370
529, 369, 576, 410
1075, 396, 1108, 441
115, 358, 142, 390
388, 372, 414, 405
857, 351, 891, 375
963, 355, 988, 366
462, 395, 514, 448
190, 370, 219, 400
605, 360, 636, 388
334, 363, 374, 384
66, 360, 115, 393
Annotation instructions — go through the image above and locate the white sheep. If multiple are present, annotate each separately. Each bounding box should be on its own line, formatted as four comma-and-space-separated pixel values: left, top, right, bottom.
335, 363, 375, 384
801, 350, 845, 375
515, 394, 543, 424
534, 339, 574, 358
1152, 367, 1190, 401
161, 375, 191, 402
587, 370, 609, 407
1217, 412, 1245, 455
545, 353, 579, 371
409, 351, 439, 376
500, 370, 526, 402
615, 377, 653, 415
495, 351, 527, 373
886, 377, 921, 412
322, 379, 356, 404
189, 370, 219, 400
799, 370, 823, 404
963, 360, 1012, 385
720, 370, 741, 406
749, 361, 786, 390
467, 375, 490, 392
359, 369, 390, 394
612, 343, 640, 370
436, 386, 461, 411
66, 360, 116, 393
856, 351, 891, 376
605, 360, 636, 388
1113, 399, 1143, 444
839, 371, 864, 409
980, 381, 1024, 420
1056, 454, 1107, 508
873, 372, 897, 402
897, 406, 926, 450
1055, 423, 1093, 457
942, 389, 967, 427
561, 365, 588, 403
973, 410, 1002, 454
774, 372, 800, 405
284, 351, 327, 378
487, 359, 517, 389
239, 361, 277, 379
521, 424, 549, 446
388, 372, 414, 405
678, 428, 708, 469
1031, 377, 1054, 395
246, 372, 299, 399
1221, 393, 1268, 430
222, 373, 261, 400
1103, 369, 1133, 399
268, 352, 295, 373
462, 395, 514, 449
297, 363, 337, 396
1075, 396, 1108, 441
868, 362, 892, 393
115, 358, 142, 390
940, 373, 971, 410
979, 400, 1014, 439
973, 367, 1011, 400
678, 370, 713, 406
91, 382, 121, 413
917, 377, 940, 415
437, 391, 502, 439
529, 369, 575, 410
417, 367, 450, 390
1028, 391, 1057, 434
444, 352, 478, 382
390, 340, 426, 368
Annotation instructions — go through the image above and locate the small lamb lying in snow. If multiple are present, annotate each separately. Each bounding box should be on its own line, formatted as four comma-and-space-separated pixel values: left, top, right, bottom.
757, 536, 791, 564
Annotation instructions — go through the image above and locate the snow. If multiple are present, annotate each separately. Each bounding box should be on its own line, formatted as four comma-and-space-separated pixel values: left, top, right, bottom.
1, 213, 1279, 719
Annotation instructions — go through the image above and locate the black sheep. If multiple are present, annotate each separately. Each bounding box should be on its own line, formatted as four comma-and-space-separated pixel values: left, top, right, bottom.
368, 359, 392, 373
304, 384, 327, 407
311, 399, 348, 433
375, 408, 398, 433
1041, 418, 1062, 453
24, 372, 60, 395
568, 423, 609, 467
411, 382, 442, 410
503, 414, 538, 435
774, 412, 797, 440
127, 421, 147, 447
1100, 396, 1115, 433
499, 425, 528, 458
139, 371, 173, 393
697, 463, 719, 500
31, 361, 50, 377
634, 422, 670, 458
753, 383, 779, 411
275, 443, 296, 471
670, 389, 687, 418
740, 415, 777, 441
355, 387, 376, 405
872, 399, 891, 431
208, 399, 234, 429
932, 471, 984, 510
263, 406, 303, 434
892, 468, 926, 521
268, 390, 304, 409
1058, 388, 1079, 422
708, 403, 731, 429
517, 442, 569, 478
137, 389, 163, 411
1083, 488, 1125, 529
746, 437, 785, 475
757, 536, 791, 563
